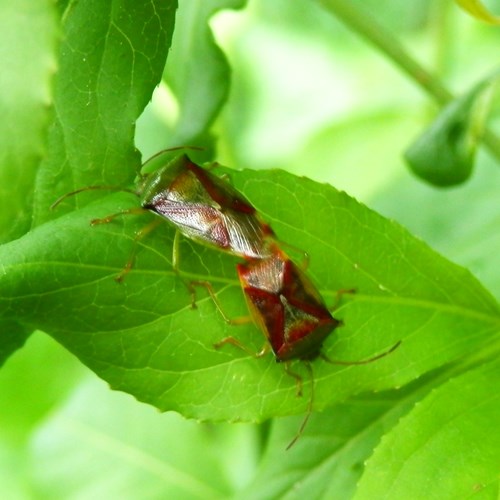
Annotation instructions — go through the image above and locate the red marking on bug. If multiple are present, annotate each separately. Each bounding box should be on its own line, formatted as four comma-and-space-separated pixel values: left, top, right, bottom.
184, 158, 257, 215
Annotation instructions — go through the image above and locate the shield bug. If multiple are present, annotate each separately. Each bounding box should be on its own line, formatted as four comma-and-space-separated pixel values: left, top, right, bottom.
212, 244, 400, 448
138, 152, 276, 259
210, 243, 399, 367
237, 244, 341, 362
214, 244, 399, 364
52, 150, 277, 279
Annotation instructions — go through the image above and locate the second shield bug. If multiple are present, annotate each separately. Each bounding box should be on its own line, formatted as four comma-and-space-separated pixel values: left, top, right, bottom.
237, 244, 341, 362
212, 244, 400, 448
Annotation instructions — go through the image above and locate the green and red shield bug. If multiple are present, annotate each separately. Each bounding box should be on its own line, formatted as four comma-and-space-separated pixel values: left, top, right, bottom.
237, 244, 341, 362
52, 149, 277, 280
137, 152, 276, 259
218, 244, 398, 365
212, 244, 400, 448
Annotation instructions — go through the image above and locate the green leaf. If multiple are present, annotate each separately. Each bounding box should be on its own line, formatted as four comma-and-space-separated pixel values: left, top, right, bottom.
30, 377, 234, 499
0, 0, 56, 355
32, 0, 178, 227
404, 77, 496, 187
0, 0, 177, 367
455, 0, 500, 25
355, 358, 500, 499
1, 167, 499, 423
0, 0, 58, 243
1, 2, 500, 494
161, 0, 247, 150
240, 374, 437, 498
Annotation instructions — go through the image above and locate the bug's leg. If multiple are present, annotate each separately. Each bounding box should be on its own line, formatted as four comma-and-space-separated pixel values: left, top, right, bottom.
140, 146, 205, 182
190, 280, 252, 325
91, 206, 155, 282
328, 288, 356, 312
133, 145, 203, 182
214, 337, 269, 358
170, 230, 200, 309
283, 362, 304, 397
171, 229, 182, 272
325, 289, 401, 365
286, 362, 314, 450
90, 206, 149, 226
169, 231, 236, 311
115, 218, 163, 283
189, 280, 270, 356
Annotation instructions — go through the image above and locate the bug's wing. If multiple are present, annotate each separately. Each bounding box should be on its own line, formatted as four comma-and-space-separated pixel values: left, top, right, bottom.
223, 211, 273, 259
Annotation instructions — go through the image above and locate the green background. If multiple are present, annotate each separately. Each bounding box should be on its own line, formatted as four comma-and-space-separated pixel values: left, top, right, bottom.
1, 0, 499, 498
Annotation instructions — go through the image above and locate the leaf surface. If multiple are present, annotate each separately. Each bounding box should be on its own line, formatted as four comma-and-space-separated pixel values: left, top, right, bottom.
32, 0, 178, 226
1, 167, 498, 422
162, 0, 247, 149
0, 0, 57, 243
355, 358, 500, 499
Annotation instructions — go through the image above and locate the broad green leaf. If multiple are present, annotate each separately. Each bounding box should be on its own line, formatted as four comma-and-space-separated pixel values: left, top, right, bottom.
0, 167, 498, 423
0, 0, 177, 367
455, 0, 500, 24
355, 358, 500, 499
1, 1, 499, 498
0, 0, 58, 243
32, 0, 178, 226
240, 371, 441, 499
161, 0, 247, 151
405, 77, 496, 186
0, 334, 259, 497
0, 0, 239, 369
30, 378, 234, 499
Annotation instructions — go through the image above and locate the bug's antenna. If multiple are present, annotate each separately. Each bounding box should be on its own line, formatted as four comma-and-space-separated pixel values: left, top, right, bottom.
321, 340, 401, 366
140, 146, 205, 170
50, 185, 137, 210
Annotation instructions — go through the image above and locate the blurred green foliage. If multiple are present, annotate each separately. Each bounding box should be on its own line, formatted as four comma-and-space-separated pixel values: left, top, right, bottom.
1, 0, 500, 498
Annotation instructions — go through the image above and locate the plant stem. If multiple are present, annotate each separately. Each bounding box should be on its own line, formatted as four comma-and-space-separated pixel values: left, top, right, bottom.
316, 0, 500, 161
430, 0, 455, 79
